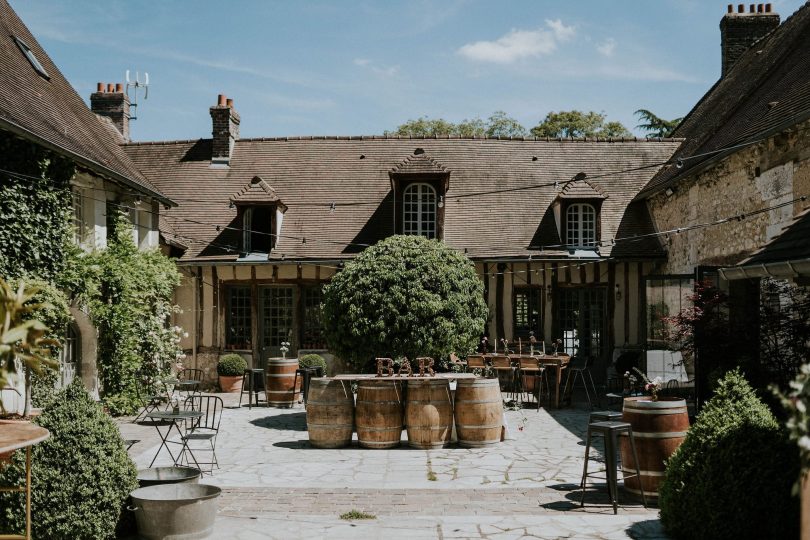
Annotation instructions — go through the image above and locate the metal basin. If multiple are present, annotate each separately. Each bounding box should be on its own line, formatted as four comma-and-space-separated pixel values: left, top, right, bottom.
137, 467, 201, 488
130, 483, 221, 540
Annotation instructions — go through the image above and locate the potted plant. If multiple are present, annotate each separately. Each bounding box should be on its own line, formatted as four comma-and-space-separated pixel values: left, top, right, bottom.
216, 354, 247, 393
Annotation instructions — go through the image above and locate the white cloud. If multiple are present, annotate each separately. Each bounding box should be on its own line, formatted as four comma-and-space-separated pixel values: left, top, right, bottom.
353, 58, 400, 78
457, 19, 575, 64
353, 58, 371, 67
597, 38, 616, 57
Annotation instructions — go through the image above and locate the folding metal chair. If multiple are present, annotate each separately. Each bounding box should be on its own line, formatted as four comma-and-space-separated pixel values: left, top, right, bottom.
133, 370, 168, 423
179, 395, 223, 474
176, 368, 204, 399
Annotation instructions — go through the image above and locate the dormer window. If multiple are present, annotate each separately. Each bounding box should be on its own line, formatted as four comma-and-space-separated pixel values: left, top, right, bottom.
565, 203, 597, 248
403, 183, 437, 239
242, 207, 273, 253
390, 150, 450, 241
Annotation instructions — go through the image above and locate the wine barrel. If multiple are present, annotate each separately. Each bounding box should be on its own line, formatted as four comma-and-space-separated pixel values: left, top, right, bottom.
306, 379, 354, 449
355, 380, 403, 449
266, 358, 300, 408
405, 379, 453, 449
619, 397, 689, 498
454, 378, 503, 448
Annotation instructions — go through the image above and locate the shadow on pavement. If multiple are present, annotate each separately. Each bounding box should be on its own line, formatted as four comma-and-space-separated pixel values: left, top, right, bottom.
250, 411, 308, 431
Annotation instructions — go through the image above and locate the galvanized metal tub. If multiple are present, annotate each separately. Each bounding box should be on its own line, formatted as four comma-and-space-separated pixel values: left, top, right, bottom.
129, 483, 221, 540
137, 467, 201, 488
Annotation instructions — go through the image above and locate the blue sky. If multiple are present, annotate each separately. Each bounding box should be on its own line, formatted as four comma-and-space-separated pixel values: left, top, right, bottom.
11, 0, 807, 141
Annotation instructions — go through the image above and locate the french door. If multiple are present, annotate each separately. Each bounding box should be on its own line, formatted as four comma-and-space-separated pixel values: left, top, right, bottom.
557, 287, 607, 362
259, 286, 296, 361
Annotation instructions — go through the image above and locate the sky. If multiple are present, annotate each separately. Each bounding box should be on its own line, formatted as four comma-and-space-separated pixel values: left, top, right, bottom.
10, 0, 808, 142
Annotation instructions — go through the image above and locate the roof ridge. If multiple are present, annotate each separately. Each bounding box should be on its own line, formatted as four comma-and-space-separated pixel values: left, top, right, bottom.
235, 135, 685, 143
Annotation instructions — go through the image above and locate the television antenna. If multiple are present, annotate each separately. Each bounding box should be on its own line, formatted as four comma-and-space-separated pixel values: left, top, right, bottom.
125, 70, 149, 121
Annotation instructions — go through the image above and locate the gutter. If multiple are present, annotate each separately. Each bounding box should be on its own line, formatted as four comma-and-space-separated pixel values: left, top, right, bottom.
719, 257, 810, 280
0, 117, 176, 207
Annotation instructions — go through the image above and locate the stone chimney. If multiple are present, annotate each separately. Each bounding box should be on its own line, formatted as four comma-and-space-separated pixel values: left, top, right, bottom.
210, 94, 240, 165
720, 4, 780, 77
90, 82, 130, 141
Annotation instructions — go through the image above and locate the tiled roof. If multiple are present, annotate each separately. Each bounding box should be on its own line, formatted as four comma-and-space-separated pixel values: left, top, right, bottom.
390, 152, 448, 174
638, 2, 810, 199
230, 176, 280, 204
123, 137, 679, 262
0, 1, 171, 205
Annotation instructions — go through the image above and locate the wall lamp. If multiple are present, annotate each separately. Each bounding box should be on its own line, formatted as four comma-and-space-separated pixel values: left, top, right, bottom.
615, 283, 622, 301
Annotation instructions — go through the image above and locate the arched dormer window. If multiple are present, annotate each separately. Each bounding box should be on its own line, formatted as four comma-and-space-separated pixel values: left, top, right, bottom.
565, 203, 596, 248
403, 183, 437, 239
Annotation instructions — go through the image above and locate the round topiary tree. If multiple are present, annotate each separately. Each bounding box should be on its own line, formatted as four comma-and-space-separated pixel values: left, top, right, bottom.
0, 379, 138, 539
322, 235, 488, 371
659, 369, 799, 540
299, 353, 328, 375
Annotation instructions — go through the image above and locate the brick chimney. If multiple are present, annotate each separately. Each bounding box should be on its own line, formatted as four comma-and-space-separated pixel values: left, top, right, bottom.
90, 82, 130, 141
720, 4, 780, 77
210, 94, 240, 165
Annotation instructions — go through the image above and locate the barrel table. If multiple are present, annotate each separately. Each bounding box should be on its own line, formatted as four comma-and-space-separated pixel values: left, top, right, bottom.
306, 379, 355, 448
405, 379, 453, 449
619, 397, 689, 498
266, 358, 301, 408
454, 378, 503, 447
355, 380, 405, 449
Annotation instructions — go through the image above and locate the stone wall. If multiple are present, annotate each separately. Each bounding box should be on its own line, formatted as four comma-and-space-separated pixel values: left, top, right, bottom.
648, 118, 810, 274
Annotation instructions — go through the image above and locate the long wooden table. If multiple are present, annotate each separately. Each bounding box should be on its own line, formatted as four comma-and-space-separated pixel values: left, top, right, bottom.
482, 354, 571, 408
331, 373, 478, 381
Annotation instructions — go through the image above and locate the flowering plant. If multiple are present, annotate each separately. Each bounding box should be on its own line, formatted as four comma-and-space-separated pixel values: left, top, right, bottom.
551, 338, 562, 355
630, 367, 663, 401
280, 341, 291, 359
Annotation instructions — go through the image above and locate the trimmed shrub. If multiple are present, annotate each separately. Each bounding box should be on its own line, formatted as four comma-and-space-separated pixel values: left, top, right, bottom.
322, 235, 488, 371
299, 354, 328, 375
217, 354, 247, 376
659, 369, 799, 540
0, 380, 138, 539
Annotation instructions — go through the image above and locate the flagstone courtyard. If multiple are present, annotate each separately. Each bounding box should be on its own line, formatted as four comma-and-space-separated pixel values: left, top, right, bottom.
119, 395, 666, 539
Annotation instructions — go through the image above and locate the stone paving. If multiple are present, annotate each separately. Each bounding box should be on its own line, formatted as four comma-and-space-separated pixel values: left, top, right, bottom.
118, 392, 668, 539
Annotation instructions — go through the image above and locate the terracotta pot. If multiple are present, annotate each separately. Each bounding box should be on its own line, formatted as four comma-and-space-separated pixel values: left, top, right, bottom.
218, 375, 244, 393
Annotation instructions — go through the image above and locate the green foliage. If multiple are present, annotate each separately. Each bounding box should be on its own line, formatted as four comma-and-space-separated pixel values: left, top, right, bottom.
65, 212, 183, 415
659, 370, 799, 540
387, 111, 526, 138
339, 510, 376, 520
322, 235, 488, 371
0, 380, 138, 539
0, 130, 75, 282
634, 109, 682, 138
299, 353, 328, 375
529, 110, 631, 139
217, 353, 247, 376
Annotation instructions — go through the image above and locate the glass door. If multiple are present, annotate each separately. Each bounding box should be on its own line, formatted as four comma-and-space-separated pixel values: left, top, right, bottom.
259, 286, 296, 361
557, 287, 607, 361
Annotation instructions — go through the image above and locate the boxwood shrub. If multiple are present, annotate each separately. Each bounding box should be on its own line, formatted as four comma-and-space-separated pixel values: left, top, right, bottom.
299, 354, 328, 375
659, 369, 799, 540
0, 379, 138, 539
217, 353, 247, 376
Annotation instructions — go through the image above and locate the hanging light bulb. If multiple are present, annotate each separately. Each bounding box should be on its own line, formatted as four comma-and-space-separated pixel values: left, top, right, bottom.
438, 195, 444, 208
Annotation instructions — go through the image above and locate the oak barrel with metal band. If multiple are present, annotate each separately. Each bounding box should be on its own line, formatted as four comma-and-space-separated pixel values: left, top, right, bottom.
405, 379, 453, 449
454, 378, 503, 448
619, 397, 689, 497
356, 380, 404, 449
266, 358, 301, 408
306, 379, 354, 449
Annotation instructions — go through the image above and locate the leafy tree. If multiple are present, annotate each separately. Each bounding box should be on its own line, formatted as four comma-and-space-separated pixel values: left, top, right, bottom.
388, 112, 526, 138
485, 111, 527, 138
634, 109, 682, 138
530, 110, 631, 138
322, 235, 488, 371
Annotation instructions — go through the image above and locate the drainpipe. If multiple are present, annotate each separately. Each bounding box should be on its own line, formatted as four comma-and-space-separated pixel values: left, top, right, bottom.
192, 270, 198, 370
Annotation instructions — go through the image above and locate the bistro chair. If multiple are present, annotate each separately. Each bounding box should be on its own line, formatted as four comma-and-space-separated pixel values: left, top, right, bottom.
132, 370, 168, 423
180, 395, 223, 474
465, 355, 487, 373
518, 356, 549, 410
490, 355, 516, 399
562, 356, 599, 409
177, 368, 204, 399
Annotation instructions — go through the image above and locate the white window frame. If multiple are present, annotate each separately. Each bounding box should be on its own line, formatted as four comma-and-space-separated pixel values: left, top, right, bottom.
565, 203, 596, 248
72, 189, 86, 245
403, 183, 437, 239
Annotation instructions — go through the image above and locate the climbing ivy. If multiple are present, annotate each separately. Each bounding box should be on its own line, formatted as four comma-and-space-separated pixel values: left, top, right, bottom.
63, 212, 183, 415
0, 131, 74, 282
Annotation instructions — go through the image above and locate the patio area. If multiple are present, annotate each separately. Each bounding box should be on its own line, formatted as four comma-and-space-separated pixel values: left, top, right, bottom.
118, 393, 667, 539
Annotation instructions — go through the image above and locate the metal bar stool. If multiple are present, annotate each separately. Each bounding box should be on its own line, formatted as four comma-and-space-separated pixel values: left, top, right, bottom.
292, 367, 323, 407
580, 420, 647, 514
239, 368, 266, 409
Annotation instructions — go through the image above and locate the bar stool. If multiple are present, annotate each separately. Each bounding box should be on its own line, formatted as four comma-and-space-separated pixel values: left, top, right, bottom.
517, 356, 549, 410
292, 367, 323, 407
580, 420, 647, 514
589, 410, 622, 423
239, 368, 266, 409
